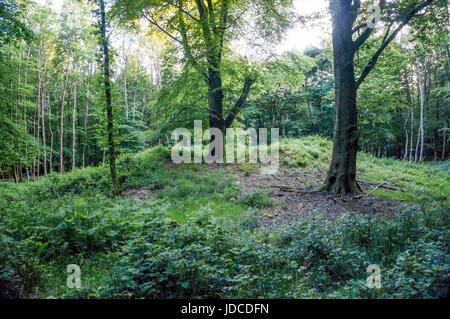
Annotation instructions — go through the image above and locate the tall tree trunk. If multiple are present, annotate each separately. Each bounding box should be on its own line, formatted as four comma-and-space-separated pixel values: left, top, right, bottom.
32, 105, 37, 181
324, 1, 361, 193
415, 59, 426, 163
82, 64, 91, 168
23, 47, 31, 179
444, 45, 450, 83
142, 93, 147, 119
72, 76, 78, 171
60, 69, 69, 173
48, 91, 54, 174
100, 0, 120, 195
206, 68, 225, 132
403, 73, 412, 160
409, 91, 414, 163
404, 113, 409, 161
324, 0, 434, 190
434, 100, 440, 161
36, 43, 44, 178
132, 54, 140, 123
443, 118, 448, 160
123, 38, 129, 119
41, 48, 48, 175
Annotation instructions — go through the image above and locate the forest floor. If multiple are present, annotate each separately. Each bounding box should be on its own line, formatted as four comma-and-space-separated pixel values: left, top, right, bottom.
233, 167, 417, 228
1, 136, 449, 299
123, 135, 433, 228
123, 163, 416, 228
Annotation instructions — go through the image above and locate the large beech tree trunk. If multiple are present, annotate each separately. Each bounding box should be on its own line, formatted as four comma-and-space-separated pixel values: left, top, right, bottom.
324, 1, 361, 193
324, 0, 434, 193
207, 68, 225, 133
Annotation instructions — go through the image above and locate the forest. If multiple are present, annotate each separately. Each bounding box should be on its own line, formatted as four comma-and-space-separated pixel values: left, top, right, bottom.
0, 0, 449, 300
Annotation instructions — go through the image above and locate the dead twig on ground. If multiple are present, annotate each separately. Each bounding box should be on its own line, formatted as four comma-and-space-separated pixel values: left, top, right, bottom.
358, 179, 405, 192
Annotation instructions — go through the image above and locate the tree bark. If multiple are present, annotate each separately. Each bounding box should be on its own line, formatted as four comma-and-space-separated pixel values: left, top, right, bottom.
48, 91, 54, 174
409, 90, 414, 163
415, 59, 426, 163
41, 47, 48, 175
82, 64, 91, 168
100, 0, 120, 195
324, 0, 361, 193
132, 54, 140, 123
60, 69, 69, 173
442, 118, 448, 160
72, 76, 78, 171
403, 72, 412, 160
324, 0, 434, 192
206, 68, 225, 132
123, 37, 129, 119
434, 100, 439, 161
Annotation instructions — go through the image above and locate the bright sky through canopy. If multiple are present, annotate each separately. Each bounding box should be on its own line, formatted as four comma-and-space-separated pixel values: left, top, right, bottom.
277, 0, 330, 53
36, 0, 330, 55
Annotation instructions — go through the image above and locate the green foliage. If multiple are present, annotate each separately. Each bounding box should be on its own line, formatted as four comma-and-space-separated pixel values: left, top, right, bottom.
118, 145, 171, 189
241, 189, 274, 208
0, 138, 449, 298
0, 0, 33, 47
280, 136, 332, 172
0, 0, 449, 301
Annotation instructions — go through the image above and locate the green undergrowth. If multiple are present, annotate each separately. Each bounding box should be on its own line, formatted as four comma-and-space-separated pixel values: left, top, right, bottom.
280, 136, 449, 203
0, 137, 448, 299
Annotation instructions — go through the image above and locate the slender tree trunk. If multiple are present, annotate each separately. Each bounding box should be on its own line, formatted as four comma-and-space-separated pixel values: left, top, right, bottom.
17, 43, 22, 115
409, 91, 414, 163
442, 46, 449, 160
132, 55, 140, 123
60, 69, 69, 173
123, 41, 129, 119
48, 91, 54, 174
415, 60, 426, 163
34, 43, 41, 180
32, 106, 36, 180
434, 100, 440, 161
13, 167, 18, 183
142, 93, 147, 119
100, 0, 120, 195
442, 118, 448, 160
23, 47, 31, 179
82, 64, 91, 168
404, 73, 412, 160
36, 44, 43, 179
404, 113, 409, 161
72, 76, 78, 171
41, 49, 48, 175
444, 45, 450, 83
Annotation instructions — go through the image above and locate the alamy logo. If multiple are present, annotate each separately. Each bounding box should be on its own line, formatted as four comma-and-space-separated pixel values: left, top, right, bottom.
171, 120, 279, 174
367, 3, 381, 29
67, 264, 81, 289
366, 264, 382, 288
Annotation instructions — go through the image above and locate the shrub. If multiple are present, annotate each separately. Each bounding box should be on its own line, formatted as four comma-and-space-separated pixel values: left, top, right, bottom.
241, 189, 274, 208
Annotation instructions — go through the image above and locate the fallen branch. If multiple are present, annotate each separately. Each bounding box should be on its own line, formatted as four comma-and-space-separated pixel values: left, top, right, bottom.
270, 185, 296, 192
327, 196, 338, 203
270, 185, 309, 193
358, 180, 405, 192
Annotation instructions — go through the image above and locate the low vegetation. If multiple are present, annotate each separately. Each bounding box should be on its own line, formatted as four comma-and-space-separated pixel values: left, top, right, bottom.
1, 137, 448, 299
